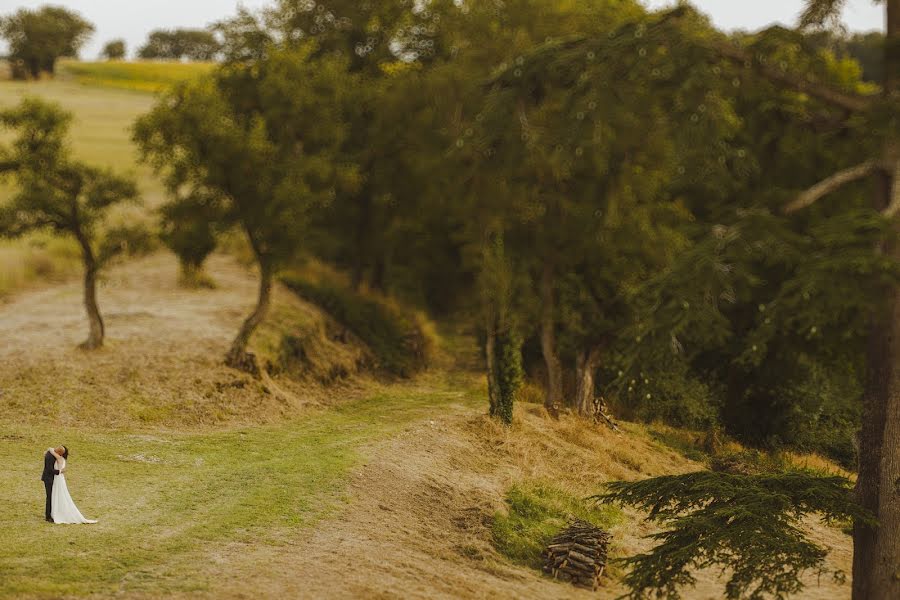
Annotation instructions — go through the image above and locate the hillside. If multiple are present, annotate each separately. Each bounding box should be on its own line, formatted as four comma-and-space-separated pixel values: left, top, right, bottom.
0, 253, 854, 599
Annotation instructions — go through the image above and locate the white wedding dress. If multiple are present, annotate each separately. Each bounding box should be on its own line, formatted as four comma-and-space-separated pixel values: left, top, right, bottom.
51, 457, 97, 524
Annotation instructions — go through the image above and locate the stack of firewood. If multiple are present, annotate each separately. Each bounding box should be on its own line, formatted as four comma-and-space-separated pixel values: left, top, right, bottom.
542, 520, 612, 591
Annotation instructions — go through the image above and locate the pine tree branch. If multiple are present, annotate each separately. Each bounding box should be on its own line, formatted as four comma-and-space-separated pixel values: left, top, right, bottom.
783, 161, 881, 214
707, 38, 874, 113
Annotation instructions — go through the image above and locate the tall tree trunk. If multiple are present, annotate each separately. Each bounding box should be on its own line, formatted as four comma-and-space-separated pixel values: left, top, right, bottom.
75, 230, 104, 350
351, 192, 373, 291
574, 346, 601, 418
225, 260, 272, 375
853, 3, 900, 599
540, 260, 563, 416
485, 324, 500, 418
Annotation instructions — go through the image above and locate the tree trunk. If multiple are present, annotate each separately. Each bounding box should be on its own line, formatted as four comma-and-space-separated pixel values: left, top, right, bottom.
540, 260, 563, 416
75, 229, 104, 350
351, 192, 373, 291
225, 259, 272, 375
574, 346, 601, 418
852, 3, 900, 599
179, 261, 214, 289
486, 324, 500, 418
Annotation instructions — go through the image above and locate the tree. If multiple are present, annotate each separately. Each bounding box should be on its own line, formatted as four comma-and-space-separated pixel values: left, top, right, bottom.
534, 3, 897, 597
134, 47, 354, 372
158, 189, 221, 288
0, 99, 138, 349
137, 29, 220, 61
0, 6, 93, 78
101, 39, 126, 61
472, 7, 743, 419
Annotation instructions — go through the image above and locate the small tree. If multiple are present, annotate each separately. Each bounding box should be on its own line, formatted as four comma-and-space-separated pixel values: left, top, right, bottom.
0, 99, 138, 349
101, 39, 126, 61
158, 189, 220, 288
480, 231, 525, 424
135, 47, 354, 372
0, 6, 94, 78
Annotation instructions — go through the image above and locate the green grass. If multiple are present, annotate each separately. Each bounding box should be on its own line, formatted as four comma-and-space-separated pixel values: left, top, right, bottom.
492, 481, 623, 569
59, 60, 214, 94
0, 375, 480, 598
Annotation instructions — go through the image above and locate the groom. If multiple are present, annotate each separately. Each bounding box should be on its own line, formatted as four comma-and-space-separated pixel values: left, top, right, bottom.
41, 446, 67, 522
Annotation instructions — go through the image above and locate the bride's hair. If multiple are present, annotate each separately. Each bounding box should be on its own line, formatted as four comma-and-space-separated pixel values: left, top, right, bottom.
62, 446, 68, 459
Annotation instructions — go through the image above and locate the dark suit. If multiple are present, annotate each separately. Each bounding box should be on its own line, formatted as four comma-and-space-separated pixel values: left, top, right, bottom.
41, 451, 59, 521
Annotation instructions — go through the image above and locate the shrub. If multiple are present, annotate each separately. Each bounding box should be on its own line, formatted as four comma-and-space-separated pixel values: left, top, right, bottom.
281, 275, 435, 377
490, 330, 523, 424
609, 361, 719, 430
98, 222, 159, 263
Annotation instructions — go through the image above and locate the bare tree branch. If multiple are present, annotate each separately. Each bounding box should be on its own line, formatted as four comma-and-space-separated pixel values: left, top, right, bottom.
783, 161, 880, 213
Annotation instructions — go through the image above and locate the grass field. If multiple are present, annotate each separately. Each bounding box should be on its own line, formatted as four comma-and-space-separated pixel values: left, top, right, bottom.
0, 377, 481, 598
58, 60, 214, 94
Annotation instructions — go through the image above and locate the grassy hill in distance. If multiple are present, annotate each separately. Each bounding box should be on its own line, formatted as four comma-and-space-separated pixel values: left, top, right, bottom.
58, 59, 215, 94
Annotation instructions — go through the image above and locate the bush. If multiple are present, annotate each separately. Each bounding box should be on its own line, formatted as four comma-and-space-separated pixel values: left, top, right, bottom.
281, 275, 435, 377
98, 222, 159, 263
491, 330, 523, 424
609, 360, 719, 430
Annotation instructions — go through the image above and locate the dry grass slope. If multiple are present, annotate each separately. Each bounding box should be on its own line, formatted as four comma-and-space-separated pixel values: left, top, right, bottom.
0, 253, 372, 429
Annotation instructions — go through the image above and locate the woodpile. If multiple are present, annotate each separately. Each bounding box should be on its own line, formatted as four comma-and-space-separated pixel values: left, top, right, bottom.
542, 520, 612, 591
592, 396, 620, 432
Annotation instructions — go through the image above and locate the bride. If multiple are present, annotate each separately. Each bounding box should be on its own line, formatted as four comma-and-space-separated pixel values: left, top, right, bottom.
48, 447, 97, 524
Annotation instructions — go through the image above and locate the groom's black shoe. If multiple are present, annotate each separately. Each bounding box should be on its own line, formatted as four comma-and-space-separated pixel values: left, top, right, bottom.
45, 517, 53, 523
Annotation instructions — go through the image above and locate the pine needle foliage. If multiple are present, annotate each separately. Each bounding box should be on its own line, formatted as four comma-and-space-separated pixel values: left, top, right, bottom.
596, 470, 873, 600
491, 330, 523, 424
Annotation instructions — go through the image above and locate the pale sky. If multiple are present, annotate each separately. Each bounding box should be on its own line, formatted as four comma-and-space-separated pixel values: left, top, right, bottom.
0, 0, 887, 59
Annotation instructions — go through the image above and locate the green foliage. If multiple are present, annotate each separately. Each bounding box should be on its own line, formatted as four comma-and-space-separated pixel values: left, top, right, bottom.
281, 275, 434, 378
101, 39, 126, 61
491, 330, 523, 424
493, 482, 622, 569
158, 190, 221, 281
0, 98, 138, 244
611, 360, 719, 429
98, 222, 159, 264
134, 47, 354, 275
599, 470, 873, 599
0, 6, 94, 79
138, 28, 220, 61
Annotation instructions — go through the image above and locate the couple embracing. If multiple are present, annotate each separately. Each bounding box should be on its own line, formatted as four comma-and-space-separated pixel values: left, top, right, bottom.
42, 446, 97, 524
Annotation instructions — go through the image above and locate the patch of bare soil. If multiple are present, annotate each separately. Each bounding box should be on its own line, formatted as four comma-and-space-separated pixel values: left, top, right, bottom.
0, 253, 366, 428
193, 404, 853, 599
